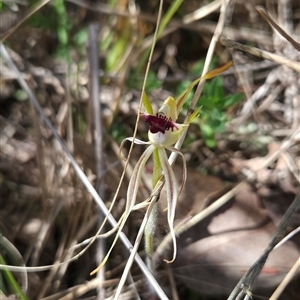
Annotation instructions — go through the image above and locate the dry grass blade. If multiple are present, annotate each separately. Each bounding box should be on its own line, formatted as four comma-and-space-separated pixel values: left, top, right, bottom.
40, 278, 120, 300
255, 5, 300, 52
219, 36, 300, 72
87, 22, 106, 298
190, 0, 231, 106
183, 0, 223, 24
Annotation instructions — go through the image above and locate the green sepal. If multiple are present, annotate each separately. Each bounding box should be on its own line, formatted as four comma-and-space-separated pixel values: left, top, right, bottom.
142, 92, 154, 115
187, 106, 202, 124
176, 76, 203, 114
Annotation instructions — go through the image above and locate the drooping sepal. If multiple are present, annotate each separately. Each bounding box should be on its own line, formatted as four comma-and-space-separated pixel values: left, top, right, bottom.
158, 148, 178, 263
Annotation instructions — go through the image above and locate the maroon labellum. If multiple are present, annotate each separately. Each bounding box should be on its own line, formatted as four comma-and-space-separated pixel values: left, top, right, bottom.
141, 113, 178, 134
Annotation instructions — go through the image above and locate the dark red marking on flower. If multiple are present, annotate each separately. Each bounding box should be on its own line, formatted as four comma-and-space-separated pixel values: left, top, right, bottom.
141, 113, 178, 134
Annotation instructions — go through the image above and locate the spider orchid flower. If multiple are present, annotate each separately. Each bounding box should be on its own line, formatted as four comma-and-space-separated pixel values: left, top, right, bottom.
121, 95, 200, 263
90, 62, 233, 274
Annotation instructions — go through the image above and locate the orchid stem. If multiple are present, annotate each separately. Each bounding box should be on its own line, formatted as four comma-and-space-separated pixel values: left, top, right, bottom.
145, 148, 161, 273
145, 203, 158, 272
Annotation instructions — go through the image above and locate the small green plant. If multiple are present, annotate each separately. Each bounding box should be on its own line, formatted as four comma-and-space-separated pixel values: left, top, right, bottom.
177, 59, 243, 147
0, 237, 29, 300
51, 0, 71, 60
73, 27, 88, 56
25, 0, 86, 61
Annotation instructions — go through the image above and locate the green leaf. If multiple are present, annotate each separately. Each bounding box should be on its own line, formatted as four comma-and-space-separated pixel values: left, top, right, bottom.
157, 0, 184, 37
14, 89, 28, 102
74, 28, 88, 47
205, 137, 217, 148
201, 123, 215, 137
190, 60, 205, 75
222, 93, 244, 108
58, 28, 68, 45
106, 38, 127, 71
198, 96, 216, 110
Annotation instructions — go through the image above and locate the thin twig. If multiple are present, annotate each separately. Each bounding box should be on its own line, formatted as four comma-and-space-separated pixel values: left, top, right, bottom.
87, 22, 106, 300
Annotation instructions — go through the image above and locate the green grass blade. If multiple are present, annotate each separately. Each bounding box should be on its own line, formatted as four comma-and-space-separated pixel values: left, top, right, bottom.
0, 255, 28, 300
